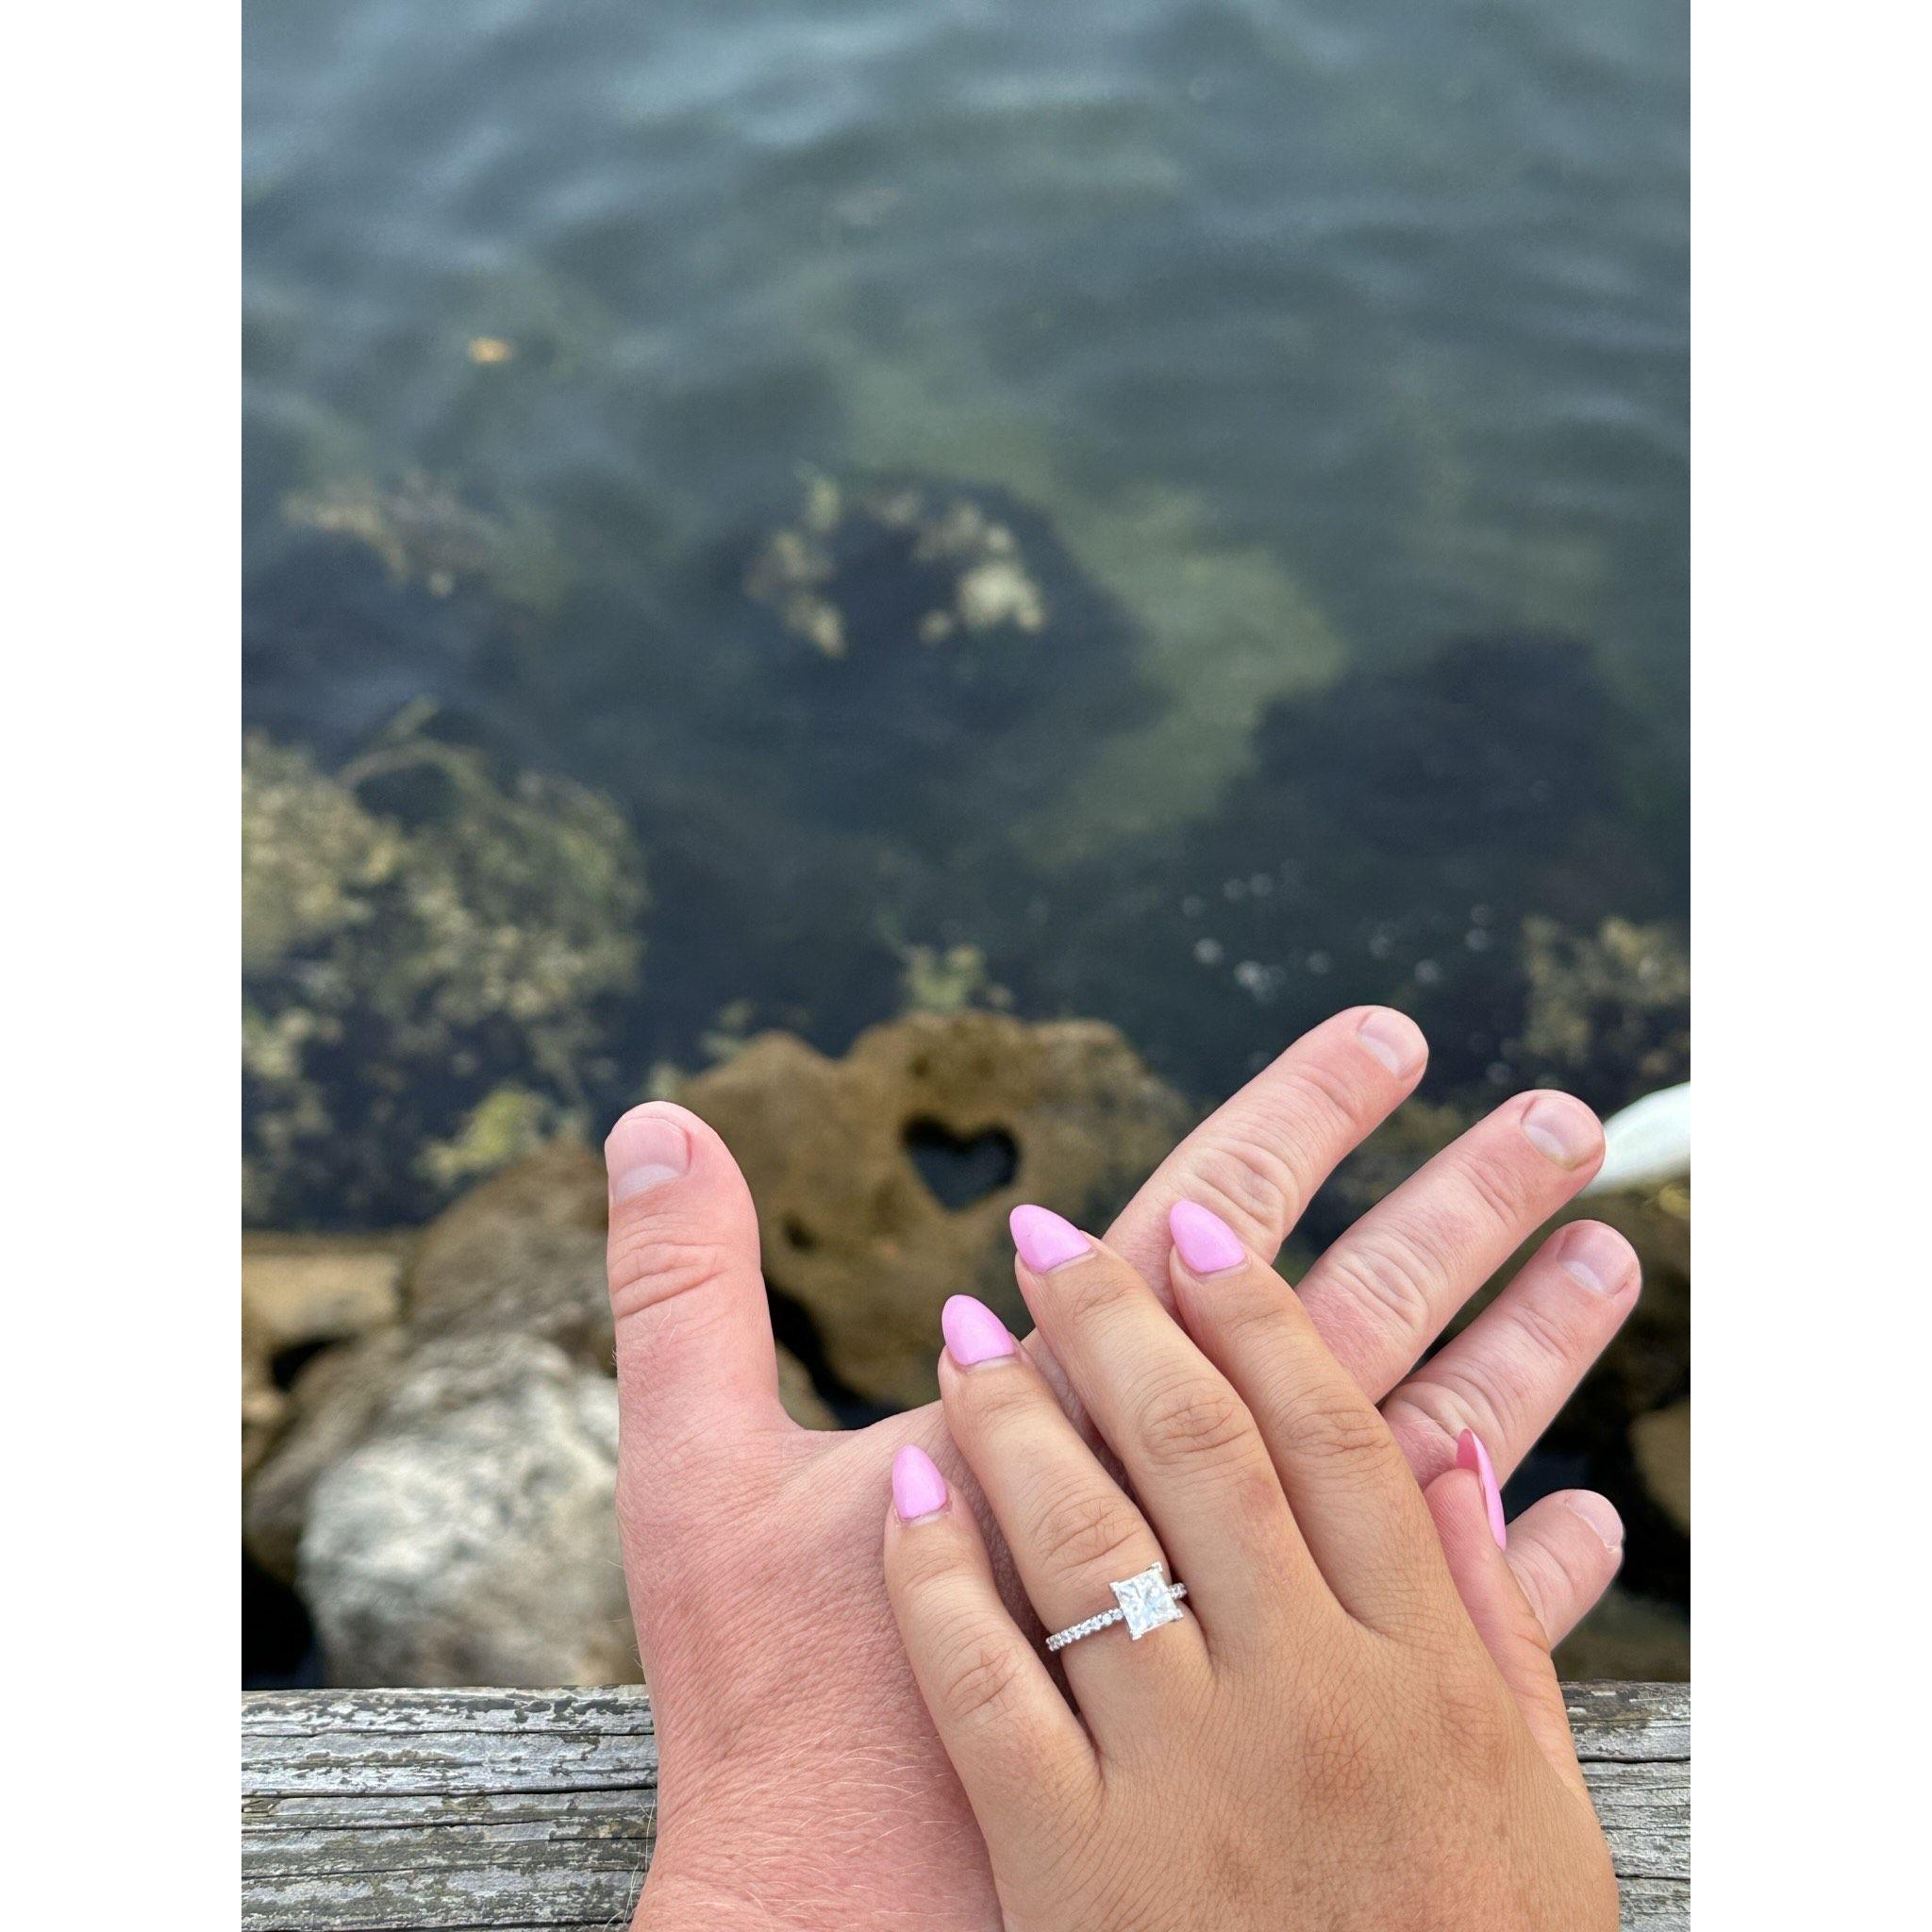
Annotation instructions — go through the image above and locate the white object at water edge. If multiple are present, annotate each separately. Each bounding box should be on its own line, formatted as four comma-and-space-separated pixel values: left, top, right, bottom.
1581, 1082, 1690, 1196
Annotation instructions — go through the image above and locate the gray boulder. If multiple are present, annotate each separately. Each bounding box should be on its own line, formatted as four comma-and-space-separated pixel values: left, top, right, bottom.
297, 1334, 636, 1687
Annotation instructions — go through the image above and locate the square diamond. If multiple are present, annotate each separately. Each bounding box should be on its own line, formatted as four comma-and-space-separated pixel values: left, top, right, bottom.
1111, 1565, 1183, 1640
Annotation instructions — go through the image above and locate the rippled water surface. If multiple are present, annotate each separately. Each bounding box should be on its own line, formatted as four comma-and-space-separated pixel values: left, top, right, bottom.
245, 0, 1688, 1203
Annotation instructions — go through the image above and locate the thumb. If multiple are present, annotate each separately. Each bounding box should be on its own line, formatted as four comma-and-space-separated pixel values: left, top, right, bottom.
604, 1102, 791, 1462
1425, 1429, 1588, 1798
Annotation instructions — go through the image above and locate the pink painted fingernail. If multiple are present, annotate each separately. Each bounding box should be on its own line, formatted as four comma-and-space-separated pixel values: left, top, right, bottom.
942, 1294, 1016, 1366
1009, 1204, 1091, 1273
605, 1106, 691, 1202
891, 1443, 949, 1523
1457, 1429, 1508, 1549
1520, 1092, 1603, 1169
1356, 1007, 1426, 1077
1169, 1200, 1247, 1275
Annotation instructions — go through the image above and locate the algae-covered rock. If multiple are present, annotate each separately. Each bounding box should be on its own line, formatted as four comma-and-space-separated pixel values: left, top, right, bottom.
746, 472, 1049, 662
242, 718, 647, 1224
731, 473, 1155, 851
678, 1009, 1194, 1409
1038, 633, 1684, 1108
1519, 915, 1690, 1099
282, 471, 565, 613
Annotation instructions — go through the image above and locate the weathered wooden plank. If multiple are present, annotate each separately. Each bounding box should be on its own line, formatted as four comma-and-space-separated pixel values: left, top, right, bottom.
243, 1681, 1687, 1930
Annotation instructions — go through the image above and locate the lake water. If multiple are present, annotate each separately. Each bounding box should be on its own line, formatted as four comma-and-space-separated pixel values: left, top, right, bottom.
243, 0, 1689, 1683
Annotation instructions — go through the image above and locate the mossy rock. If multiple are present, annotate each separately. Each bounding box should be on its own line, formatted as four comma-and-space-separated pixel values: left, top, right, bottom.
242, 717, 647, 1224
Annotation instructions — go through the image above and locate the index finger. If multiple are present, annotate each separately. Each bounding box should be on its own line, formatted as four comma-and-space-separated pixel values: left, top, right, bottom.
1100, 1006, 1428, 1295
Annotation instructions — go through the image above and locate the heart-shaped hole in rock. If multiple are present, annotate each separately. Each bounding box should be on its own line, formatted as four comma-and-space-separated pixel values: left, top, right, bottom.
903, 1117, 1020, 1210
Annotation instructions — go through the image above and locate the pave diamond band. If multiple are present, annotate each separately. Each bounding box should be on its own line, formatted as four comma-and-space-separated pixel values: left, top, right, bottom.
1045, 1564, 1188, 1652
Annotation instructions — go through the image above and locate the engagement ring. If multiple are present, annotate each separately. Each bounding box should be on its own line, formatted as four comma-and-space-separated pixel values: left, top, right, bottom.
1045, 1563, 1188, 1652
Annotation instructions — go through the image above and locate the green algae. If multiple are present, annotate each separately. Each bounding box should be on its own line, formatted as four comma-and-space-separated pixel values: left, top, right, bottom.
242, 721, 646, 1224
836, 341, 1347, 861
281, 472, 568, 615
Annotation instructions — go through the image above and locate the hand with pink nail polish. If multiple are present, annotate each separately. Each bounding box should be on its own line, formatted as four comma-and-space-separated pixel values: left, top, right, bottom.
599, 1009, 1635, 1930
882, 1202, 1618, 1932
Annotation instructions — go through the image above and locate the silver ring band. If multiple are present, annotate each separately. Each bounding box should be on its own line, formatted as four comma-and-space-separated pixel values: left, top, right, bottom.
1045, 1564, 1188, 1652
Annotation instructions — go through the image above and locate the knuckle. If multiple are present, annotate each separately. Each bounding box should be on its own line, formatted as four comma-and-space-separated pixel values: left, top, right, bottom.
1390, 1361, 1524, 1464
1054, 1259, 1133, 1331
1310, 1232, 1438, 1350
1458, 1145, 1535, 1227
894, 1527, 971, 1602
1187, 1137, 1307, 1241
606, 1228, 736, 1323
1276, 1055, 1373, 1136
1273, 1387, 1399, 1477
1028, 1487, 1150, 1586
1132, 1371, 1256, 1471
953, 1358, 1043, 1431
1502, 1282, 1583, 1370
933, 1630, 1029, 1730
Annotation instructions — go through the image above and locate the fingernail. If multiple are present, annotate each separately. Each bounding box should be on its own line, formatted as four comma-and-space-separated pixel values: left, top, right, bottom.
1356, 1007, 1426, 1077
1457, 1428, 1507, 1549
891, 1443, 949, 1522
942, 1294, 1016, 1366
1559, 1222, 1636, 1297
606, 1107, 691, 1202
1009, 1204, 1091, 1274
1169, 1200, 1247, 1276
1560, 1491, 1625, 1555
1520, 1093, 1602, 1170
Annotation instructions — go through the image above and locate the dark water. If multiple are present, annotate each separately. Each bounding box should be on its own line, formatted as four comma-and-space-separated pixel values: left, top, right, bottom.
244, 0, 1688, 1208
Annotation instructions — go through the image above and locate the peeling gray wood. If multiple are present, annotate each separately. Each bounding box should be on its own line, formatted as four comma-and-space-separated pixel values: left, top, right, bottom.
243, 1680, 1687, 1929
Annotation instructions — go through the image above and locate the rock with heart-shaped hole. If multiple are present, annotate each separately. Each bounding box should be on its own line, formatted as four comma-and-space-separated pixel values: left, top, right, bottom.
678, 1009, 1192, 1410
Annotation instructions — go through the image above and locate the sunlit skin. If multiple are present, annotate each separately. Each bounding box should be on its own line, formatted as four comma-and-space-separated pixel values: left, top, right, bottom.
604, 1007, 1638, 1928
884, 1203, 1617, 1931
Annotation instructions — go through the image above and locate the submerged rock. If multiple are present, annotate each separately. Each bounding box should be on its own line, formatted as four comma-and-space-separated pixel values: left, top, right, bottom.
746, 472, 1049, 661
731, 472, 1156, 851
242, 719, 647, 1224
678, 1009, 1193, 1409
1039, 633, 1685, 1110
282, 471, 565, 612
1520, 917, 1690, 1101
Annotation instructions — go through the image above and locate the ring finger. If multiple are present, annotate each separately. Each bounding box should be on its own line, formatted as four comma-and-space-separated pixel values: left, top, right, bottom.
937, 1294, 1212, 1743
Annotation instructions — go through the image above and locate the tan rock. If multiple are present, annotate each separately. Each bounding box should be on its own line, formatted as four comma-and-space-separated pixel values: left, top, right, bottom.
777, 1348, 839, 1430
1630, 1399, 1690, 1533
242, 1232, 408, 1479
404, 1140, 613, 1366
680, 1011, 1193, 1407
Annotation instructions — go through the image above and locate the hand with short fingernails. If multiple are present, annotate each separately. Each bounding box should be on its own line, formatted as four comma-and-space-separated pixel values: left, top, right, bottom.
604, 1007, 1636, 1929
